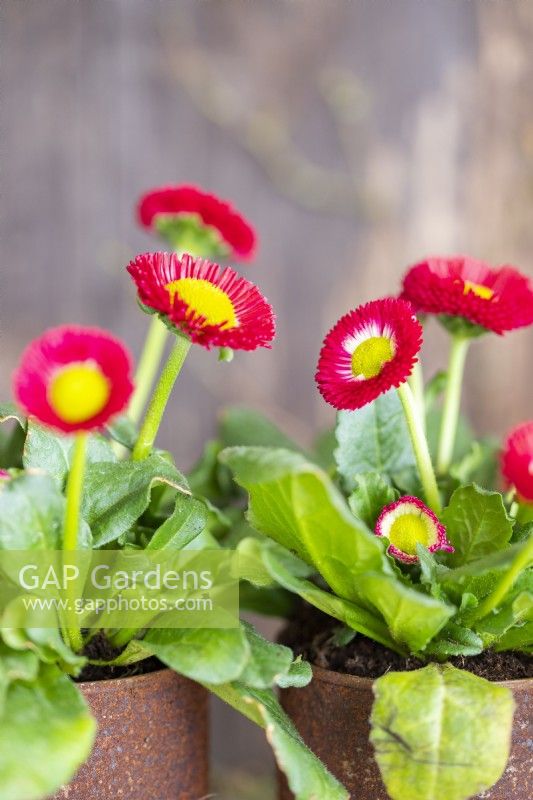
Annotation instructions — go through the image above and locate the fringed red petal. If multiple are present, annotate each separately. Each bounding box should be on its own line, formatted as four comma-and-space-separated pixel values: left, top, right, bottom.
127, 252, 275, 351
315, 298, 422, 411
502, 422, 533, 502
401, 255, 533, 334
13, 326, 134, 434
137, 185, 257, 261
375, 495, 453, 564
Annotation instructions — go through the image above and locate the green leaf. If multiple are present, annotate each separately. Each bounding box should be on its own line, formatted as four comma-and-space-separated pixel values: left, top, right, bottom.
238, 583, 295, 618
261, 542, 403, 652
223, 448, 454, 652
0, 404, 25, 427
0, 473, 64, 549
206, 681, 349, 800
371, 663, 515, 800
423, 622, 483, 659
276, 657, 313, 689
476, 591, 533, 650
493, 620, 533, 652
141, 626, 250, 684
449, 440, 499, 490
82, 453, 189, 546
188, 440, 228, 503
23, 421, 116, 485
238, 622, 296, 689
355, 572, 454, 653
348, 472, 398, 529
0, 663, 96, 800
106, 415, 138, 449
220, 406, 305, 452
439, 540, 533, 606
516, 503, 533, 525
0, 643, 39, 713
335, 391, 415, 491
147, 494, 208, 550
221, 447, 386, 600
0, 404, 26, 470
1, 603, 86, 674
442, 485, 513, 567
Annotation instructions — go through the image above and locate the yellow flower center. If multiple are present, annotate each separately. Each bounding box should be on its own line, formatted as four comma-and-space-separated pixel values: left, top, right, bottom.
48, 363, 111, 424
463, 281, 494, 301
351, 336, 394, 379
388, 513, 431, 556
165, 278, 238, 329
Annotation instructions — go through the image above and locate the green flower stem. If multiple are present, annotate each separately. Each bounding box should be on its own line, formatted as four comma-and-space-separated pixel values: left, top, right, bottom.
128, 316, 169, 425
437, 335, 470, 475
408, 360, 426, 432
62, 431, 87, 653
132, 335, 191, 461
470, 534, 533, 623
109, 626, 136, 649
397, 382, 442, 515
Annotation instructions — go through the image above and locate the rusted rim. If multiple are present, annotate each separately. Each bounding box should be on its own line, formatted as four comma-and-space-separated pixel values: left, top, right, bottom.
311, 663, 532, 691
77, 666, 170, 689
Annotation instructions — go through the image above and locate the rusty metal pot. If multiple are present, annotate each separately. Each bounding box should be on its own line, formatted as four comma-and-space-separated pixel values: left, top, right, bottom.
279, 664, 532, 800
51, 668, 208, 800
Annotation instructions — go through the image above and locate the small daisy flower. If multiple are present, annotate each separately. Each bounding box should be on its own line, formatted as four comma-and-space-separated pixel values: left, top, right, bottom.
0, 470, 10, 480
502, 422, 533, 503
315, 298, 422, 411
127, 252, 275, 351
375, 496, 453, 564
13, 326, 134, 434
137, 184, 257, 261
401, 255, 533, 335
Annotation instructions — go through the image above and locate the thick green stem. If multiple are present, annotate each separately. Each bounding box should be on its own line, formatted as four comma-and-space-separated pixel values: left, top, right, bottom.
128, 316, 169, 425
132, 336, 191, 461
470, 535, 533, 623
397, 382, 442, 515
62, 432, 87, 652
408, 360, 426, 433
437, 335, 470, 475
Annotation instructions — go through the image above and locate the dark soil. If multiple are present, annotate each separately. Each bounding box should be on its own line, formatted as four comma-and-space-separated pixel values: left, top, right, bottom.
280, 602, 533, 682
78, 632, 163, 682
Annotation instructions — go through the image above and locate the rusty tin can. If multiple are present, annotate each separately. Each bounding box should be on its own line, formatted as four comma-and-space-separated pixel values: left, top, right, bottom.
52, 668, 208, 800
279, 665, 531, 800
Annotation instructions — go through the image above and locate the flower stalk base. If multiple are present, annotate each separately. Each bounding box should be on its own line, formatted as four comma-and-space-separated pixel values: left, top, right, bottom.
63, 431, 88, 652
437, 335, 470, 475
397, 382, 442, 515
132, 335, 191, 461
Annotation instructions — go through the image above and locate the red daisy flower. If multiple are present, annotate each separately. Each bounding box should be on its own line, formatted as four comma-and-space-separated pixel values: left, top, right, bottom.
127, 252, 275, 351
13, 326, 134, 434
137, 184, 257, 261
375, 496, 453, 564
0, 470, 10, 480
316, 298, 422, 411
401, 255, 533, 335
502, 422, 533, 502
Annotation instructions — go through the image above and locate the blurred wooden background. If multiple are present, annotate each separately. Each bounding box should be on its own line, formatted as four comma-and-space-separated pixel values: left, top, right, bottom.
2, 1, 533, 796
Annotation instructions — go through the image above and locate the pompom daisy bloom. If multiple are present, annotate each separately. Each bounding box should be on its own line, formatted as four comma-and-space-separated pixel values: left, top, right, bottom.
13, 326, 134, 434
127, 252, 275, 351
501, 422, 533, 503
316, 298, 422, 411
137, 184, 257, 261
0, 470, 10, 480
375, 496, 453, 564
401, 255, 533, 335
